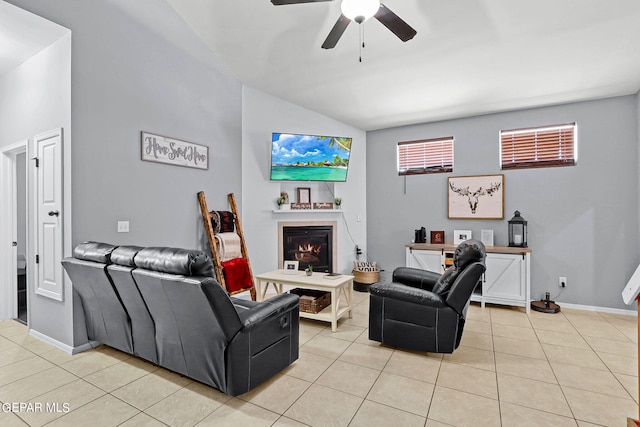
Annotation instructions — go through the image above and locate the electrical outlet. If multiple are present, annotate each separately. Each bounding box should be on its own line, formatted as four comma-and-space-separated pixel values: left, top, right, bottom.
559, 276, 567, 288
117, 221, 129, 233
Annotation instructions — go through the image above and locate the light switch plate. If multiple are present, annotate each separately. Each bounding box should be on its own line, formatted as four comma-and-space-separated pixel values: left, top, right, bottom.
117, 221, 129, 233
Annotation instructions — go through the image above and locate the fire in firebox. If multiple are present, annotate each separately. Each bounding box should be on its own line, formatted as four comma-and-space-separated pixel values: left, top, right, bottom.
282, 224, 334, 273
294, 243, 321, 263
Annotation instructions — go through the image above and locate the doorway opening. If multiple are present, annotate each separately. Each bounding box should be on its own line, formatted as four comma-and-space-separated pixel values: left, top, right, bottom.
16, 152, 27, 324
0, 141, 27, 324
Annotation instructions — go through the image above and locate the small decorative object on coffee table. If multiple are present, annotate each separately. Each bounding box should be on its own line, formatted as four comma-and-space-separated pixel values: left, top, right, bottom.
305, 265, 313, 276
283, 260, 299, 274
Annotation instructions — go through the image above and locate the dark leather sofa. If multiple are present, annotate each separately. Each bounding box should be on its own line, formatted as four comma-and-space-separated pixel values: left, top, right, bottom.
62, 241, 299, 396
368, 239, 486, 353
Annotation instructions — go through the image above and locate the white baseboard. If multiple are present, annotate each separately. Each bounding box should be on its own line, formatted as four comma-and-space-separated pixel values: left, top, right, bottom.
29, 328, 100, 354
555, 301, 637, 316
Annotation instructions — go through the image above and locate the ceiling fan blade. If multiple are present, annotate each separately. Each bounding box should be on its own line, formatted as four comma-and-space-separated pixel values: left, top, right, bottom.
374, 3, 417, 42
271, 0, 331, 5
321, 14, 351, 49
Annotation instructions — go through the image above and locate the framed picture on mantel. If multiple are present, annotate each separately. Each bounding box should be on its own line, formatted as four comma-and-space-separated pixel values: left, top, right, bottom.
297, 187, 311, 204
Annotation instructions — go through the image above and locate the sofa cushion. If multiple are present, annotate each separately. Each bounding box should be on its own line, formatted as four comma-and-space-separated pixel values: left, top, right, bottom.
134, 247, 214, 277
73, 241, 116, 264
110, 245, 143, 267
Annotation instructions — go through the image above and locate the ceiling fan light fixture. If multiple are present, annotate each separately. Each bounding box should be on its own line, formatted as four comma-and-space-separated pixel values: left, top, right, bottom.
340, 0, 380, 23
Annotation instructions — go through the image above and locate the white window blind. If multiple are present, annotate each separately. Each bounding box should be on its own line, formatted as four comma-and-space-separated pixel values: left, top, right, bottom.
501, 123, 577, 170
397, 137, 454, 175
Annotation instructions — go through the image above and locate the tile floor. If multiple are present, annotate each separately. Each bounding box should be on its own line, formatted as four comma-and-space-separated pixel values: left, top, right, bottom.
0, 290, 638, 426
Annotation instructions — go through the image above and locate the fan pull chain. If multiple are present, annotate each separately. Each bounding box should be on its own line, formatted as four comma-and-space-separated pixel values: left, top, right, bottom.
359, 24, 366, 62
359, 24, 363, 62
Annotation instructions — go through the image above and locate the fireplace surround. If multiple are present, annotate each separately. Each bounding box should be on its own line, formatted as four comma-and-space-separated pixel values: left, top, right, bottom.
278, 221, 338, 273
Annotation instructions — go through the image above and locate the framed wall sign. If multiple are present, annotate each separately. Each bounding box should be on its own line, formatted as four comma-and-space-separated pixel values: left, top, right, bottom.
448, 174, 504, 219
141, 131, 209, 170
297, 187, 311, 204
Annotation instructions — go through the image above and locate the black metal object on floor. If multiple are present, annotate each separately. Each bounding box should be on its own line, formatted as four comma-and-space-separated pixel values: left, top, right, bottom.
531, 292, 561, 313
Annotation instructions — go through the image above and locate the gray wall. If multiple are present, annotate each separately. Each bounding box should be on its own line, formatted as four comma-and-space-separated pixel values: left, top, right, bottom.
9, 0, 243, 250
367, 95, 639, 311
0, 33, 73, 345
7, 0, 243, 348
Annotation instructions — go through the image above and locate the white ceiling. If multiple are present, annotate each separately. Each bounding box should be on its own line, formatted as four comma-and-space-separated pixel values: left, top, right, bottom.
0, 1, 69, 77
166, 0, 640, 130
3, 1, 640, 131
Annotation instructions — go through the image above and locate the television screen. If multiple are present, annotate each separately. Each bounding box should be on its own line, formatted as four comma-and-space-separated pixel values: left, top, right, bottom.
270, 132, 352, 182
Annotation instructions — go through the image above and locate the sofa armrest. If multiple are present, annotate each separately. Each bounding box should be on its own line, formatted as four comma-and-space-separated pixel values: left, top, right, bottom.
369, 282, 448, 308
392, 267, 441, 291
237, 294, 299, 331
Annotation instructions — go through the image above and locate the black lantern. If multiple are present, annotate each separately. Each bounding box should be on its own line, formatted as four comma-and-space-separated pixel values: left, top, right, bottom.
508, 210, 528, 247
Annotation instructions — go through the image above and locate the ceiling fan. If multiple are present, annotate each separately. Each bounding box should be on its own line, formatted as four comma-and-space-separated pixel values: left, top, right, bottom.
270, 0, 417, 49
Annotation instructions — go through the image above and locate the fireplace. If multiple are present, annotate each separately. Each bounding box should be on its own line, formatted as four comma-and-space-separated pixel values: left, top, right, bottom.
278, 221, 337, 273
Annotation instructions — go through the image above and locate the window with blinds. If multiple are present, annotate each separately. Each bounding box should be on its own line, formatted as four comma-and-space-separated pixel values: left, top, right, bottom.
501, 123, 577, 170
397, 137, 454, 175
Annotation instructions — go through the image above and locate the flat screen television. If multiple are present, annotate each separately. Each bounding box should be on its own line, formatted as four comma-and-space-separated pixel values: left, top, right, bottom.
270, 132, 352, 182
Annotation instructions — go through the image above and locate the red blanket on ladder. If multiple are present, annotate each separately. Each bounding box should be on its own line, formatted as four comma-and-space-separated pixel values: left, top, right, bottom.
221, 257, 253, 293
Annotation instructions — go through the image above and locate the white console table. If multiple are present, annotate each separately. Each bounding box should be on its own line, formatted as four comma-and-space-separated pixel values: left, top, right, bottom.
406, 243, 531, 314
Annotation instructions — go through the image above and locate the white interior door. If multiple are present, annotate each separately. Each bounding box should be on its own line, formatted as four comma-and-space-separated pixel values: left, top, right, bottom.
34, 129, 64, 301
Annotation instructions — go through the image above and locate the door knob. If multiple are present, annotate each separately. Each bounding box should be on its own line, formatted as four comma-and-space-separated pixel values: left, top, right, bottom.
48, 210, 60, 217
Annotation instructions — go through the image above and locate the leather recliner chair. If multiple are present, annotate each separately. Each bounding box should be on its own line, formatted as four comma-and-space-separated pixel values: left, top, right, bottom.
368, 239, 486, 353
130, 246, 300, 396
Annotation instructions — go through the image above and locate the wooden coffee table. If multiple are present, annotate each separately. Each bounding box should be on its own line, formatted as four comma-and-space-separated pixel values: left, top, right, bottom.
255, 269, 354, 332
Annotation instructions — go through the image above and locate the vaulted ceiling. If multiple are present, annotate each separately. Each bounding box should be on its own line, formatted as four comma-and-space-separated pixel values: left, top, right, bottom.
0, 1, 68, 77
4, 1, 640, 131
166, 0, 640, 130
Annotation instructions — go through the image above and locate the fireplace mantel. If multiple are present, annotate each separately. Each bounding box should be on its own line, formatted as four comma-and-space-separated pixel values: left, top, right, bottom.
272, 210, 343, 214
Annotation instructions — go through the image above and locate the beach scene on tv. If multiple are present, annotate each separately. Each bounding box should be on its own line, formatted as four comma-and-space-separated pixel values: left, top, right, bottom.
270, 133, 352, 181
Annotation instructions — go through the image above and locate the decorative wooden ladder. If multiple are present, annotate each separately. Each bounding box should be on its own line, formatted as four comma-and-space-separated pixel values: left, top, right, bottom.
197, 191, 256, 300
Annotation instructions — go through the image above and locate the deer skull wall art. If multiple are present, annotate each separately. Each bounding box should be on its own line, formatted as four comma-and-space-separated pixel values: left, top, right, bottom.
447, 175, 505, 219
